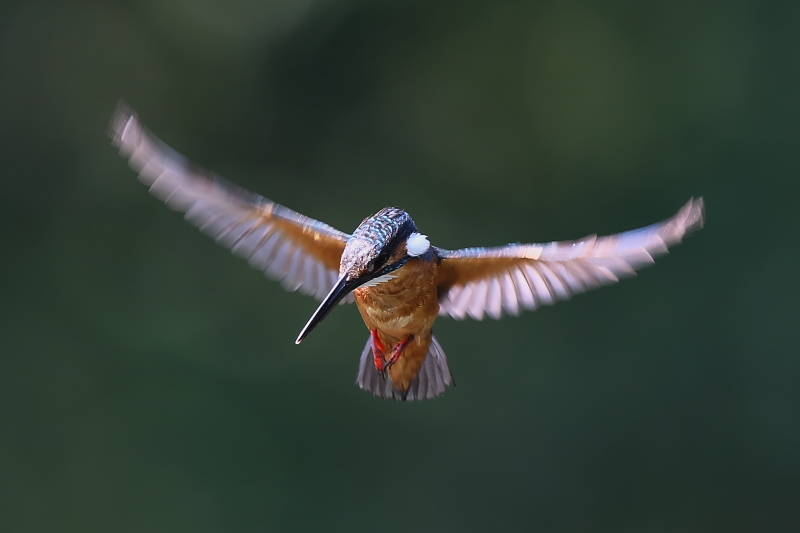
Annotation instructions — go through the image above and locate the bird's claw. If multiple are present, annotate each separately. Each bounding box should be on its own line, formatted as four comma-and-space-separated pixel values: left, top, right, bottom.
377, 357, 399, 381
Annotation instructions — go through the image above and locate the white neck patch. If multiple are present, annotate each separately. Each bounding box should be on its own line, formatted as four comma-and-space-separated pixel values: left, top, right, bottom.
406, 232, 430, 257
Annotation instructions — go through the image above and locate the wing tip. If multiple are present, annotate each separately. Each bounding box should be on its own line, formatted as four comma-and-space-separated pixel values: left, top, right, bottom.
681, 196, 705, 235
668, 196, 705, 245
108, 100, 138, 148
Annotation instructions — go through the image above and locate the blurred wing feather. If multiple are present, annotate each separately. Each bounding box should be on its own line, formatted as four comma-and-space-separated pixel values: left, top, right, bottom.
436, 198, 704, 320
109, 103, 350, 302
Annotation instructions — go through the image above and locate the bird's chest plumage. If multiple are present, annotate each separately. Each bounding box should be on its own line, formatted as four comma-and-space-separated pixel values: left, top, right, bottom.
354, 259, 439, 339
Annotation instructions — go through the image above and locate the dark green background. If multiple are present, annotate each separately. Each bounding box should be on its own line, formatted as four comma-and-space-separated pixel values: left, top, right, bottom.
1, 0, 797, 531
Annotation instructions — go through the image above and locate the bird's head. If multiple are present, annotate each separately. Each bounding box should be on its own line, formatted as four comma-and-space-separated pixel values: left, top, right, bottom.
295, 207, 430, 344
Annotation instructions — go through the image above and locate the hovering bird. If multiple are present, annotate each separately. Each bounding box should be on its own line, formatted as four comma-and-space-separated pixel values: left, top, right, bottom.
109, 104, 705, 401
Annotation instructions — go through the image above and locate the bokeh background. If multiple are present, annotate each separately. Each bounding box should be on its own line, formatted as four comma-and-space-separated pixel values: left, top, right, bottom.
1, 0, 797, 531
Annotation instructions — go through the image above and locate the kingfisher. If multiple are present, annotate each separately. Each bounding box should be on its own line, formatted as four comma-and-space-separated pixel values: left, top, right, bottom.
109, 104, 705, 401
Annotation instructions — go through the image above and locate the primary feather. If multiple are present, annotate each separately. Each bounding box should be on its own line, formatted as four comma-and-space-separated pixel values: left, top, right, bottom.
109, 102, 353, 302
435, 198, 704, 320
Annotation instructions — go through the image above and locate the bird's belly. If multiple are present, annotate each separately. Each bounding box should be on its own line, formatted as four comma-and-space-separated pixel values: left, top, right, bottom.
353, 260, 439, 340
357, 297, 434, 339
361, 306, 420, 335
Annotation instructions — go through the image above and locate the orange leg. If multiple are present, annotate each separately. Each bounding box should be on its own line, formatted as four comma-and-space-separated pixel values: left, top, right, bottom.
370, 329, 388, 378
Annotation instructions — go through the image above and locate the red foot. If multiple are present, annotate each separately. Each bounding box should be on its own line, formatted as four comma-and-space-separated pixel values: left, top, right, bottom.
370, 331, 415, 380
371, 329, 387, 377
385, 335, 414, 372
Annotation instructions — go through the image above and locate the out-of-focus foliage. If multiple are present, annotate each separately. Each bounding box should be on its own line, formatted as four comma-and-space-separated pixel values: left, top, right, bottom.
1, 0, 797, 531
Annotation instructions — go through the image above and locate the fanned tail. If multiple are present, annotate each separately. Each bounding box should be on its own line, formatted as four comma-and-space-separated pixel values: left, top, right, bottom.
356, 335, 454, 401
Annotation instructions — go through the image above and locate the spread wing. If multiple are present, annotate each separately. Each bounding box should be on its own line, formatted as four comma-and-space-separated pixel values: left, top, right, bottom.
435, 197, 704, 320
109, 102, 351, 302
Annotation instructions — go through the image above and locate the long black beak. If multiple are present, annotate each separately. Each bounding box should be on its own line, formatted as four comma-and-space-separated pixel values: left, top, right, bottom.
295, 274, 361, 344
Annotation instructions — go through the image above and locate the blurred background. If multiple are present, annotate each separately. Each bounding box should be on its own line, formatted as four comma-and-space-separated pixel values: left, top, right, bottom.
1, 0, 797, 531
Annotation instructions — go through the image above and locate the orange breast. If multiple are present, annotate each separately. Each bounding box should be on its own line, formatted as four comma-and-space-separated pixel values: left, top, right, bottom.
354, 258, 439, 391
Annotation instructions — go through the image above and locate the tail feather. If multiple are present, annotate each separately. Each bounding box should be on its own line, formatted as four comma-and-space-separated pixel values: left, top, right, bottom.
356, 335, 454, 401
